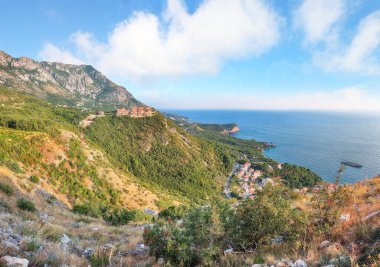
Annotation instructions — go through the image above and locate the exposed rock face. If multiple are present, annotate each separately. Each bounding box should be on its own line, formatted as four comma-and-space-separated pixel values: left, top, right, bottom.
0, 51, 144, 110
0, 255, 29, 267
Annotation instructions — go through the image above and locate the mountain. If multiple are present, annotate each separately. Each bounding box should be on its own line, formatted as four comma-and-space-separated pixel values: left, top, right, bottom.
0, 51, 143, 110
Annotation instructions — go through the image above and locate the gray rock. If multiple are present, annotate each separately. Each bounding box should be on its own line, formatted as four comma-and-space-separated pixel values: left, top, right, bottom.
0, 256, 29, 267
295, 259, 307, 267
157, 258, 165, 265
223, 248, 234, 256
271, 236, 284, 244
60, 234, 71, 245
60, 234, 72, 251
82, 248, 94, 259
103, 243, 116, 250
10, 234, 22, 243
252, 265, 266, 267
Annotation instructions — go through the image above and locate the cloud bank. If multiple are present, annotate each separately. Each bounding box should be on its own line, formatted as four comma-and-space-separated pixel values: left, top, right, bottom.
151, 87, 380, 112
293, 0, 380, 75
39, 0, 282, 79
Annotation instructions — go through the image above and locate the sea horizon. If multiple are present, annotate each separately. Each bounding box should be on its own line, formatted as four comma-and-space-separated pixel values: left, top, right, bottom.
163, 109, 380, 184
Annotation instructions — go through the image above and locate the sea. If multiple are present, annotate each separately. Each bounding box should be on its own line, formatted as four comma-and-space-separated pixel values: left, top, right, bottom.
162, 110, 380, 184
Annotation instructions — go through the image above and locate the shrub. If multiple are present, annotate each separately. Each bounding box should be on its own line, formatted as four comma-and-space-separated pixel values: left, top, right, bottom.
29, 175, 39, 184
39, 224, 64, 242
72, 204, 101, 218
102, 208, 134, 225
0, 200, 9, 210
159, 205, 187, 220
224, 185, 305, 252
17, 198, 36, 212
22, 239, 39, 252
129, 209, 152, 223
0, 182, 13, 195
6, 161, 23, 173
144, 205, 223, 266
90, 249, 110, 267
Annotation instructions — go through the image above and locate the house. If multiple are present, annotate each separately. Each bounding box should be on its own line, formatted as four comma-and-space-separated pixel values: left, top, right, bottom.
253, 170, 262, 178
237, 170, 245, 178
131, 107, 138, 116
138, 106, 145, 116
145, 106, 153, 116
116, 108, 129, 116
97, 111, 105, 116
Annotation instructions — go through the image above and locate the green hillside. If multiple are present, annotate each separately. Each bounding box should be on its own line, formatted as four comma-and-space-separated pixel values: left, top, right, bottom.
85, 114, 233, 202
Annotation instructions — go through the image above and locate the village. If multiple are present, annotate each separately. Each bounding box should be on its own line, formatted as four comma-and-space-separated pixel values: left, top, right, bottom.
225, 161, 276, 200
226, 161, 343, 200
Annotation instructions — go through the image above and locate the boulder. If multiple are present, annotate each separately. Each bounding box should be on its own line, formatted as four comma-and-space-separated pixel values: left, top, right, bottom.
271, 236, 284, 244
60, 234, 71, 245
295, 259, 307, 267
223, 248, 234, 256
103, 243, 116, 251
82, 247, 94, 259
0, 256, 29, 267
60, 234, 72, 251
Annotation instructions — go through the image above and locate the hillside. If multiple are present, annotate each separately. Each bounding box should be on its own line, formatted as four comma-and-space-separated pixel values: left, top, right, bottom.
0, 86, 160, 212
0, 85, 255, 209
0, 51, 143, 110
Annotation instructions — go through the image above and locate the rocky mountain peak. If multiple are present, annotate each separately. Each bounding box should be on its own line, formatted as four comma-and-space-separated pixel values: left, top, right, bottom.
0, 51, 144, 110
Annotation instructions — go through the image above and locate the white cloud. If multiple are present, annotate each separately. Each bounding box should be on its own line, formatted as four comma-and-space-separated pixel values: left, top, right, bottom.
39, 43, 83, 65
39, 0, 282, 79
153, 87, 380, 112
293, 0, 344, 44
294, 0, 380, 76
314, 11, 380, 75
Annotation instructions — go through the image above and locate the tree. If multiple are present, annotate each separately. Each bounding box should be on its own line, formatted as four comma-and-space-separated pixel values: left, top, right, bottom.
224, 184, 305, 252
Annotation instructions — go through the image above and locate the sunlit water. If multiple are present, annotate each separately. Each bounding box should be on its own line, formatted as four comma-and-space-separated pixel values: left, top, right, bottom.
163, 110, 380, 183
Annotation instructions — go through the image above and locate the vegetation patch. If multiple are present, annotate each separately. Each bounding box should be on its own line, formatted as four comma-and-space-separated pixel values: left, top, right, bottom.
29, 175, 39, 183
17, 197, 37, 212
0, 182, 13, 195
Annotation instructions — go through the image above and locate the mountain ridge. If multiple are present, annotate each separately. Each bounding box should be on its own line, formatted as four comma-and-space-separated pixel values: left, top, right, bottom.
0, 51, 144, 110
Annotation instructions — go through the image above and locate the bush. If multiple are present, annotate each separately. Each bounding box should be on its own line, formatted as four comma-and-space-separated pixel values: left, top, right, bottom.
159, 205, 187, 220
144, 205, 223, 266
6, 161, 23, 173
0, 200, 9, 210
72, 204, 101, 218
29, 175, 39, 183
102, 208, 134, 225
0, 182, 13, 195
17, 198, 36, 212
224, 184, 305, 252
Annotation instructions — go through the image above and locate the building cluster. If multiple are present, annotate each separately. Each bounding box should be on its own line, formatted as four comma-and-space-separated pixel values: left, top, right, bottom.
116, 106, 154, 117
232, 161, 339, 199
235, 162, 270, 199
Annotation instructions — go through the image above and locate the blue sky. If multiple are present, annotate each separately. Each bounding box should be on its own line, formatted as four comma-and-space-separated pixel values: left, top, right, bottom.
1, 0, 380, 111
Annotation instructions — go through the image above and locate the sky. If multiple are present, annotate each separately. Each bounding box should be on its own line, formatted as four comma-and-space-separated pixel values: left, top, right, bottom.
1, 0, 380, 111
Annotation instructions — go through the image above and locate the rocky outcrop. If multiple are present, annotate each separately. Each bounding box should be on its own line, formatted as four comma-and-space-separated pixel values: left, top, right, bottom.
0, 256, 29, 267
0, 50, 144, 110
